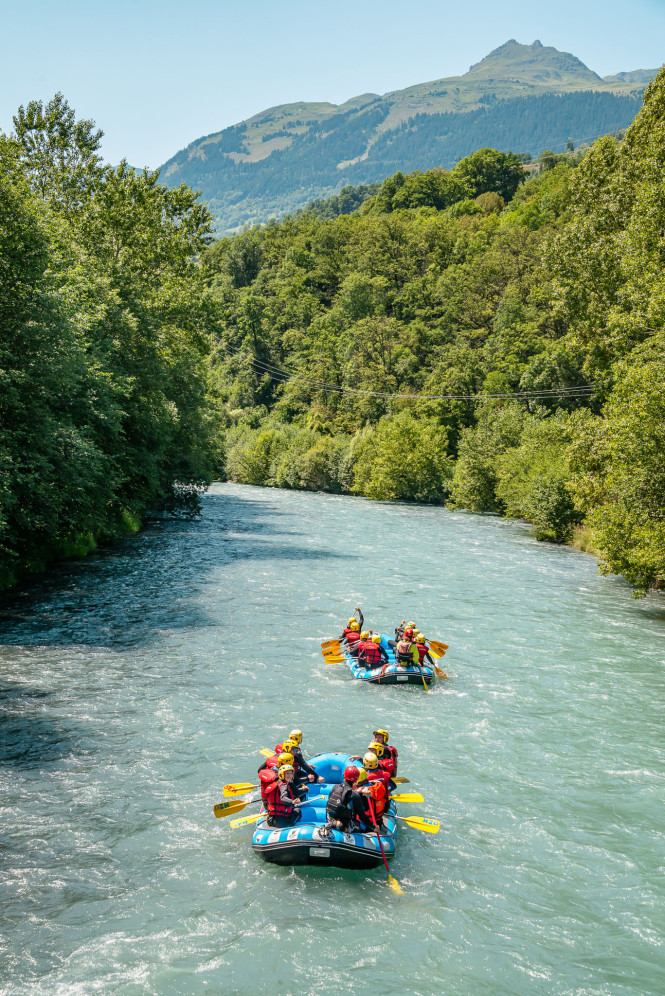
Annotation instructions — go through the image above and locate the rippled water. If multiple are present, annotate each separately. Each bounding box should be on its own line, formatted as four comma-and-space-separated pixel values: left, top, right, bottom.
1, 483, 664, 996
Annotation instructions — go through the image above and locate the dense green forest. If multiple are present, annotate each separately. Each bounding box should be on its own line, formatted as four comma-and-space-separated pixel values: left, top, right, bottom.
204, 69, 665, 595
0, 95, 222, 589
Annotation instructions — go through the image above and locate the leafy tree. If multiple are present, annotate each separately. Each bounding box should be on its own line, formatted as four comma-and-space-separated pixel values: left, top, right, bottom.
453, 148, 526, 201
351, 411, 452, 502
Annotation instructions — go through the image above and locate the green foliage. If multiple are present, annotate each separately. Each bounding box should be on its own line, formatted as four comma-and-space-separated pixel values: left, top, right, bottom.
495, 413, 580, 542
351, 412, 452, 502
0, 96, 223, 588
569, 345, 665, 593
453, 148, 526, 201
450, 405, 525, 512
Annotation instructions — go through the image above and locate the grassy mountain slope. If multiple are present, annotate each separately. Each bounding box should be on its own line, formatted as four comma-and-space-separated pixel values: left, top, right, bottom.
162, 40, 659, 231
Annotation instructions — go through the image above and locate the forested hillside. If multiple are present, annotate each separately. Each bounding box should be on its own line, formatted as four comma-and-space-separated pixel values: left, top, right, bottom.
204, 67, 665, 595
0, 95, 222, 589
162, 40, 654, 230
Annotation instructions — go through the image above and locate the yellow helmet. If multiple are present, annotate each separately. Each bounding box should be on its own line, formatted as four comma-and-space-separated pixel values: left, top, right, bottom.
349, 621, 360, 631
368, 740, 385, 758
282, 737, 299, 752
355, 767, 368, 784
373, 728, 389, 743
277, 752, 294, 766
407, 621, 416, 629
416, 634, 426, 643
363, 752, 379, 770
371, 634, 381, 644
360, 631, 370, 640
289, 729, 303, 744
278, 764, 294, 779
348, 617, 356, 626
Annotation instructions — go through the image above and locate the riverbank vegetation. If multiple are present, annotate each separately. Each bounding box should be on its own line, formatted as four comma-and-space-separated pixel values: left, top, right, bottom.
3, 72, 664, 596
0, 95, 222, 589
206, 68, 665, 595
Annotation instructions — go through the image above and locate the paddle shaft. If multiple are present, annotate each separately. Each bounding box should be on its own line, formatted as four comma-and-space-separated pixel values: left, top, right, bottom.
368, 798, 391, 877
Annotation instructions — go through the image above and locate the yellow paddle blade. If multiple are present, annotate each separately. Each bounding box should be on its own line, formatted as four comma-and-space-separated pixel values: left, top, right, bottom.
323, 647, 344, 656
388, 874, 404, 894
259, 748, 273, 758
391, 792, 424, 803
321, 639, 340, 648
434, 666, 449, 678
230, 810, 266, 829
213, 799, 248, 818
429, 640, 449, 656
396, 815, 440, 833
223, 783, 257, 797
325, 656, 346, 664
394, 777, 410, 784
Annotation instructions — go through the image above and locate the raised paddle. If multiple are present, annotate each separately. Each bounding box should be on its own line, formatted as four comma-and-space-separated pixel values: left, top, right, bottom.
223, 782, 257, 797
393, 815, 440, 834
390, 792, 424, 803
230, 795, 325, 829
368, 797, 402, 895
428, 640, 449, 656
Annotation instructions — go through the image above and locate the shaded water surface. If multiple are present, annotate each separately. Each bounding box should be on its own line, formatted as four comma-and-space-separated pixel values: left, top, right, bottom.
1, 484, 664, 995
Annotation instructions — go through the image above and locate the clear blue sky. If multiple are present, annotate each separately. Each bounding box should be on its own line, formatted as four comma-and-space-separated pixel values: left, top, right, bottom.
2, 0, 663, 169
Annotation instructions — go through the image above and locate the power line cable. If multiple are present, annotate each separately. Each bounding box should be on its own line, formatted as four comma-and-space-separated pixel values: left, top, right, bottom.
219, 342, 596, 402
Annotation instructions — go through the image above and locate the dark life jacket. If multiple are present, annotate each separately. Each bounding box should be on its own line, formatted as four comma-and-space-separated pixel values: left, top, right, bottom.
326, 783, 354, 826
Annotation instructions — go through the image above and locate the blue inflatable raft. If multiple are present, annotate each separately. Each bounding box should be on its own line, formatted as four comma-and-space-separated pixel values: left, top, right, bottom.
251, 753, 397, 870
342, 634, 435, 686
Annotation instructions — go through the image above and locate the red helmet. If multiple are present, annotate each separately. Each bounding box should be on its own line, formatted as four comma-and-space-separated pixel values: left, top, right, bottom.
344, 765, 360, 782
404, 628, 415, 638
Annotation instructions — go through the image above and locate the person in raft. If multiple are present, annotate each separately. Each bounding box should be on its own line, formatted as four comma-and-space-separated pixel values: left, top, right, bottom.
414, 633, 436, 669
363, 750, 395, 792
367, 740, 396, 780
265, 764, 305, 828
372, 728, 398, 773
357, 633, 389, 669
258, 751, 294, 805
281, 733, 324, 785
339, 607, 364, 655
326, 765, 375, 832
357, 762, 389, 829
395, 627, 420, 667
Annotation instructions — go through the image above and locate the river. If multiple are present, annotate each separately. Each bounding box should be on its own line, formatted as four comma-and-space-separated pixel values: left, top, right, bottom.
1, 483, 664, 995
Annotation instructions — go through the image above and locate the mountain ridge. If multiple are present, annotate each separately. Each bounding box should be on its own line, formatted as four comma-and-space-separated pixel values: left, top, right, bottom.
161, 40, 659, 231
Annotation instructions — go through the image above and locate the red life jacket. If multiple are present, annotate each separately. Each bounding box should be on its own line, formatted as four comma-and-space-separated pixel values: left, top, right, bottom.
346, 631, 360, 646
416, 643, 428, 662
378, 756, 395, 778
343, 626, 357, 639
384, 744, 398, 771
367, 767, 391, 789
264, 779, 297, 816
259, 768, 278, 804
367, 780, 387, 821
359, 640, 382, 664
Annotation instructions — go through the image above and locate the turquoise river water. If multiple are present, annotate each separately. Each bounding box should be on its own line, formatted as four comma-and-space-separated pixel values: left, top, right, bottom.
1, 483, 664, 995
